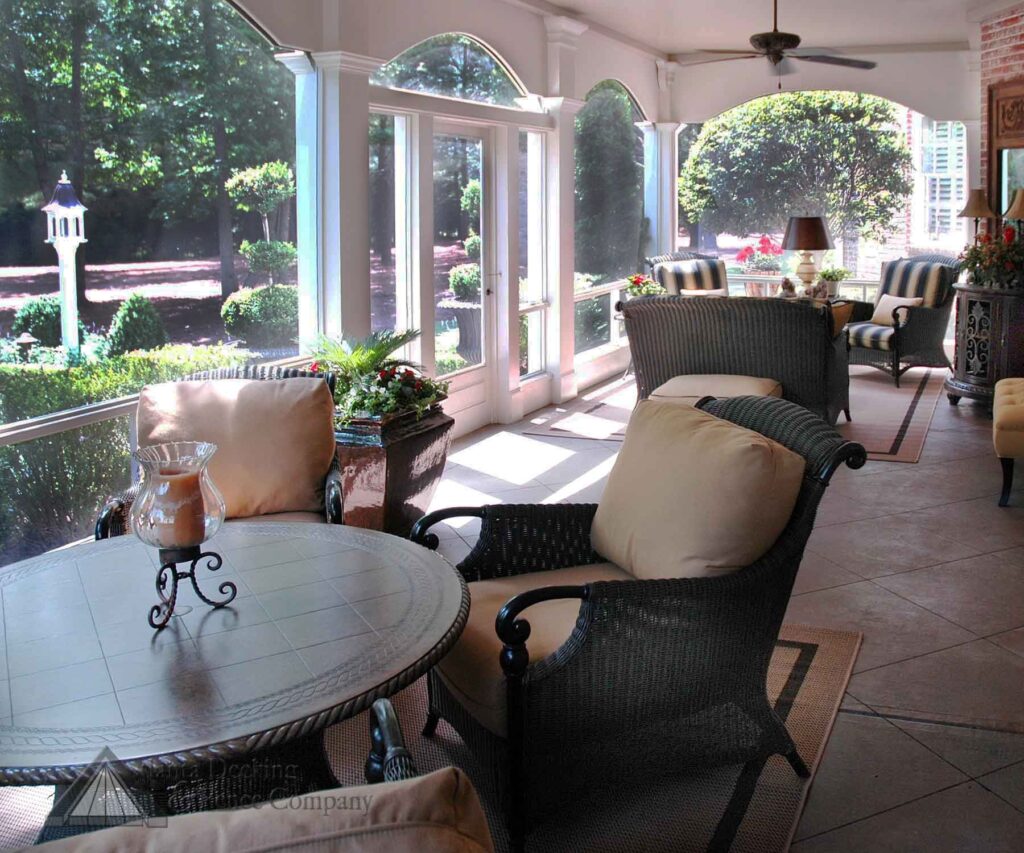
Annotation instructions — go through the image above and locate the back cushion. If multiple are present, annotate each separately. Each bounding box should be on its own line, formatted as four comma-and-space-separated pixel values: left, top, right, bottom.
877, 260, 953, 308
137, 378, 336, 519
591, 401, 805, 579
656, 259, 729, 293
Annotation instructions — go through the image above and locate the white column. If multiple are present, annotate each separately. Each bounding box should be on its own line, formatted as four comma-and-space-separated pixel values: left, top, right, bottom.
57, 244, 80, 351
544, 16, 588, 98
412, 113, 435, 373
495, 124, 523, 423
311, 51, 376, 342
276, 52, 319, 352
543, 97, 585, 404
650, 123, 681, 256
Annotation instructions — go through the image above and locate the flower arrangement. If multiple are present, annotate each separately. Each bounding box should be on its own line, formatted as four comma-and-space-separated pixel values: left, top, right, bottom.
624, 273, 666, 298
817, 267, 852, 283
736, 235, 784, 272
310, 329, 448, 425
960, 226, 1024, 290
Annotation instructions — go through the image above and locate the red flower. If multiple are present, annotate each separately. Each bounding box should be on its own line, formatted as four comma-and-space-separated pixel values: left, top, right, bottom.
378, 370, 387, 380
736, 247, 754, 262
309, 361, 320, 373
1005, 226, 1018, 244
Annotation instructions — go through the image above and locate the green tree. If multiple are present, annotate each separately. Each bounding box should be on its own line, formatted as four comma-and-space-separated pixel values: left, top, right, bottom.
574, 82, 646, 282
679, 92, 913, 268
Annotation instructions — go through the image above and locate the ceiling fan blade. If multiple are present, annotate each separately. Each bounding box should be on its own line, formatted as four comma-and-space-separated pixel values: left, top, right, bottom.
677, 54, 761, 67
794, 54, 877, 70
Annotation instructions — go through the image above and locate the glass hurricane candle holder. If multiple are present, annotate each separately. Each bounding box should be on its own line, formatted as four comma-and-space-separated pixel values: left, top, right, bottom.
130, 442, 235, 629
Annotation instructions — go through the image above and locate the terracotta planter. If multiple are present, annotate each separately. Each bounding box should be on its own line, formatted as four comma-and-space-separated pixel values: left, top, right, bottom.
334, 406, 454, 538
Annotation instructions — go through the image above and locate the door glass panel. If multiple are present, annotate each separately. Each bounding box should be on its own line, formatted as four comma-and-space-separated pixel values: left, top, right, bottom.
519, 130, 544, 377
370, 113, 397, 332
434, 134, 483, 376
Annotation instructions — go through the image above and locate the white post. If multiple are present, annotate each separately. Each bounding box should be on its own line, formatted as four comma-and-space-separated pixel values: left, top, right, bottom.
57, 242, 80, 352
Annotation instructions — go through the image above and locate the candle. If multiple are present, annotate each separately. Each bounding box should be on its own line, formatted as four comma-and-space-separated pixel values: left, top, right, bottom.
148, 467, 206, 548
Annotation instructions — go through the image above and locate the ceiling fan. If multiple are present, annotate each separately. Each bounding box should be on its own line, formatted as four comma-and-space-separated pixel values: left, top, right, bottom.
679, 0, 877, 81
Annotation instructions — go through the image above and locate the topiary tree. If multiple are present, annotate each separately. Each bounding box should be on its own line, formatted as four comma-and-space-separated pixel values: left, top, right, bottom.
221, 284, 298, 347
460, 179, 481, 226
239, 239, 297, 284
464, 232, 481, 261
227, 161, 297, 285
11, 295, 84, 347
448, 263, 481, 302
106, 293, 169, 355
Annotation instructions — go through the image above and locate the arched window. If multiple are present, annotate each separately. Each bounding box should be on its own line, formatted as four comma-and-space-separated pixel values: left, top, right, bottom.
371, 33, 525, 107
574, 80, 648, 354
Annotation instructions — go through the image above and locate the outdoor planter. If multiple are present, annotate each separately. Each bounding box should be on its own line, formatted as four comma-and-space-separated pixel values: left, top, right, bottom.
439, 300, 482, 364
334, 405, 454, 537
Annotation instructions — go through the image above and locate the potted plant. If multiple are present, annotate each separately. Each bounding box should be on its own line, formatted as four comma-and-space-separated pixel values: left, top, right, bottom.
960, 226, 1024, 290
438, 263, 482, 364
623, 273, 666, 298
310, 330, 453, 536
817, 266, 852, 298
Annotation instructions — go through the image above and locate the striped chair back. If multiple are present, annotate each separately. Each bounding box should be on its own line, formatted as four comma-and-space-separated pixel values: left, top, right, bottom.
876, 260, 955, 309
655, 259, 729, 294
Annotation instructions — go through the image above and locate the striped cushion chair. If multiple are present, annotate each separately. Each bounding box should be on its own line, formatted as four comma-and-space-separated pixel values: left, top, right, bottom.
653, 258, 730, 298
847, 257, 958, 387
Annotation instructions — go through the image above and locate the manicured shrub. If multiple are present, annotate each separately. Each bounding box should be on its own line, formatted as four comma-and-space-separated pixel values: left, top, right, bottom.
11, 295, 84, 347
106, 293, 168, 356
448, 263, 481, 302
464, 232, 481, 262
0, 345, 250, 566
239, 239, 297, 284
221, 284, 299, 347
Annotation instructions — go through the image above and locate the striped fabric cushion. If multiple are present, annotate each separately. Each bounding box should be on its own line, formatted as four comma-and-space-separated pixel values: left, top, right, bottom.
877, 260, 953, 308
655, 259, 729, 294
848, 322, 895, 351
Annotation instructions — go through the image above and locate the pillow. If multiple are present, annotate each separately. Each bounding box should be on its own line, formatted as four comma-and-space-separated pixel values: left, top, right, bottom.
34, 768, 495, 853
655, 259, 729, 294
591, 401, 805, 580
137, 378, 336, 519
870, 294, 922, 327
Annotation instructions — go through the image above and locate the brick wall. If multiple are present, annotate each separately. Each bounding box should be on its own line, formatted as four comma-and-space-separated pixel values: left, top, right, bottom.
981, 4, 1024, 181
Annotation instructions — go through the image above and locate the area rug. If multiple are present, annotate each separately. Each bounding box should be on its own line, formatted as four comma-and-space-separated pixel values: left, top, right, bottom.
524, 370, 943, 464
837, 366, 944, 463
323, 624, 862, 853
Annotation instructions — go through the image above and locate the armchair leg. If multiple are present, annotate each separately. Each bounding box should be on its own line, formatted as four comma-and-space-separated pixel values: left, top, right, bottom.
892, 357, 901, 389
1000, 458, 1015, 508
422, 710, 440, 738
785, 746, 811, 779
844, 408, 852, 423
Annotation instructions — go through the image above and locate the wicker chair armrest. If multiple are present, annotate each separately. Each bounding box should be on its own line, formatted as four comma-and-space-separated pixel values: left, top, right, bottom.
411, 503, 602, 582
95, 483, 140, 540
364, 698, 419, 783
324, 456, 344, 524
847, 299, 875, 323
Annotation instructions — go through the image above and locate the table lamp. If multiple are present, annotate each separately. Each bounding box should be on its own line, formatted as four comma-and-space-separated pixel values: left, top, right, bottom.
782, 216, 834, 289
959, 189, 996, 243
1004, 189, 1024, 241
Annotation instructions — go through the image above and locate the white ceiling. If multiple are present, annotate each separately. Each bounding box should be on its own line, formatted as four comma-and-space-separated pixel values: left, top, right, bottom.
547, 0, 975, 54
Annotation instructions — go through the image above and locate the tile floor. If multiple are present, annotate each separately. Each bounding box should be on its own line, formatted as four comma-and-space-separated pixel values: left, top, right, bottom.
428, 374, 1024, 851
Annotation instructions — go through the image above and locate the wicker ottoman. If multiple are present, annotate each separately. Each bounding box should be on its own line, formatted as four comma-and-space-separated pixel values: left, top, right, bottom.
995, 379, 1024, 507
650, 374, 783, 407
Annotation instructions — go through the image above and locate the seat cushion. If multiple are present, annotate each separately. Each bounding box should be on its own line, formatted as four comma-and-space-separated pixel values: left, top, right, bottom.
591, 401, 805, 581
995, 379, 1024, 459
233, 511, 325, 524
650, 374, 782, 406
436, 562, 632, 737
870, 293, 923, 326
655, 259, 729, 294
137, 378, 336, 519
34, 767, 494, 853
878, 259, 954, 308
848, 322, 895, 351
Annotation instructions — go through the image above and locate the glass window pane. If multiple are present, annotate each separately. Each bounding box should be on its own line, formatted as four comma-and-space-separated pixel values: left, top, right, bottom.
434, 134, 483, 376
519, 311, 543, 377
574, 293, 611, 354
370, 113, 397, 332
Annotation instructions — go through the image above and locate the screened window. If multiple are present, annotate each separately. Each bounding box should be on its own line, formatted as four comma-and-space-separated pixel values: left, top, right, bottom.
371, 34, 524, 107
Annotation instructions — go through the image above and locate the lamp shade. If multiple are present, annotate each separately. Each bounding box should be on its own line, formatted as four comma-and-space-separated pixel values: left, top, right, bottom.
959, 189, 996, 219
1006, 189, 1024, 220
781, 216, 834, 251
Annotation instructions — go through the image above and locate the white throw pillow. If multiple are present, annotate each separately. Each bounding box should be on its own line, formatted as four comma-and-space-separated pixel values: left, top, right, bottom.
591, 401, 806, 580
870, 294, 923, 327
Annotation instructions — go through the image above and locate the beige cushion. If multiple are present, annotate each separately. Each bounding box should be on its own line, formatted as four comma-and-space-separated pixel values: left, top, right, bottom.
870, 293, 922, 326
995, 379, 1024, 459
676, 287, 729, 298
437, 562, 632, 737
137, 378, 336, 519
591, 401, 805, 580
650, 374, 782, 406
34, 768, 494, 853
233, 511, 326, 524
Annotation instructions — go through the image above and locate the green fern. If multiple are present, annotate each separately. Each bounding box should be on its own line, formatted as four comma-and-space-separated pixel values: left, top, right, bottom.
312, 329, 422, 387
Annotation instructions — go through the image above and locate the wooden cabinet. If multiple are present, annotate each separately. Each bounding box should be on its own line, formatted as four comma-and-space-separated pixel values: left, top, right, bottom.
945, 282, 1024, 405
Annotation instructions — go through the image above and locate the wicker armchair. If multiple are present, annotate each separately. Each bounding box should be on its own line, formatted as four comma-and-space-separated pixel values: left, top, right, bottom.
620, 295, 851, 424
95, 365, 342, 539
411, 396, 866, 850
847, 255, 961, 387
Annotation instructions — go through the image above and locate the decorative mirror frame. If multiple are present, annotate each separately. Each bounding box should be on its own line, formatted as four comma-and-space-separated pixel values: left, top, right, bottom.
988, 77, 1024, 216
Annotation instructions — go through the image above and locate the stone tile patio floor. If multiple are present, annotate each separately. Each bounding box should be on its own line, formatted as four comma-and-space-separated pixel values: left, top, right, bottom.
427, 372, 1024, 851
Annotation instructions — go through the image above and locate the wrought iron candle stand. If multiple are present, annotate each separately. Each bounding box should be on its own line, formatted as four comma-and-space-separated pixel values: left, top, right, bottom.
150, 545, 237, 630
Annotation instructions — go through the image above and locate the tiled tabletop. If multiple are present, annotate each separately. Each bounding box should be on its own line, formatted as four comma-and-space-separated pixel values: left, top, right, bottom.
0, 522, 467, 781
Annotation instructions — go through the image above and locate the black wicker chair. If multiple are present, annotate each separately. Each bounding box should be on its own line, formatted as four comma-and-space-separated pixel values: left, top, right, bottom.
95, 365, 342, 539
847, 255, 961, 387
410, 396, 866, 851
620, 295, 851, 425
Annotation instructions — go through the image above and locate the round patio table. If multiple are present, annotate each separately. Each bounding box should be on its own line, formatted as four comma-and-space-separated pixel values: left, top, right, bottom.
0, 521, 468, 813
